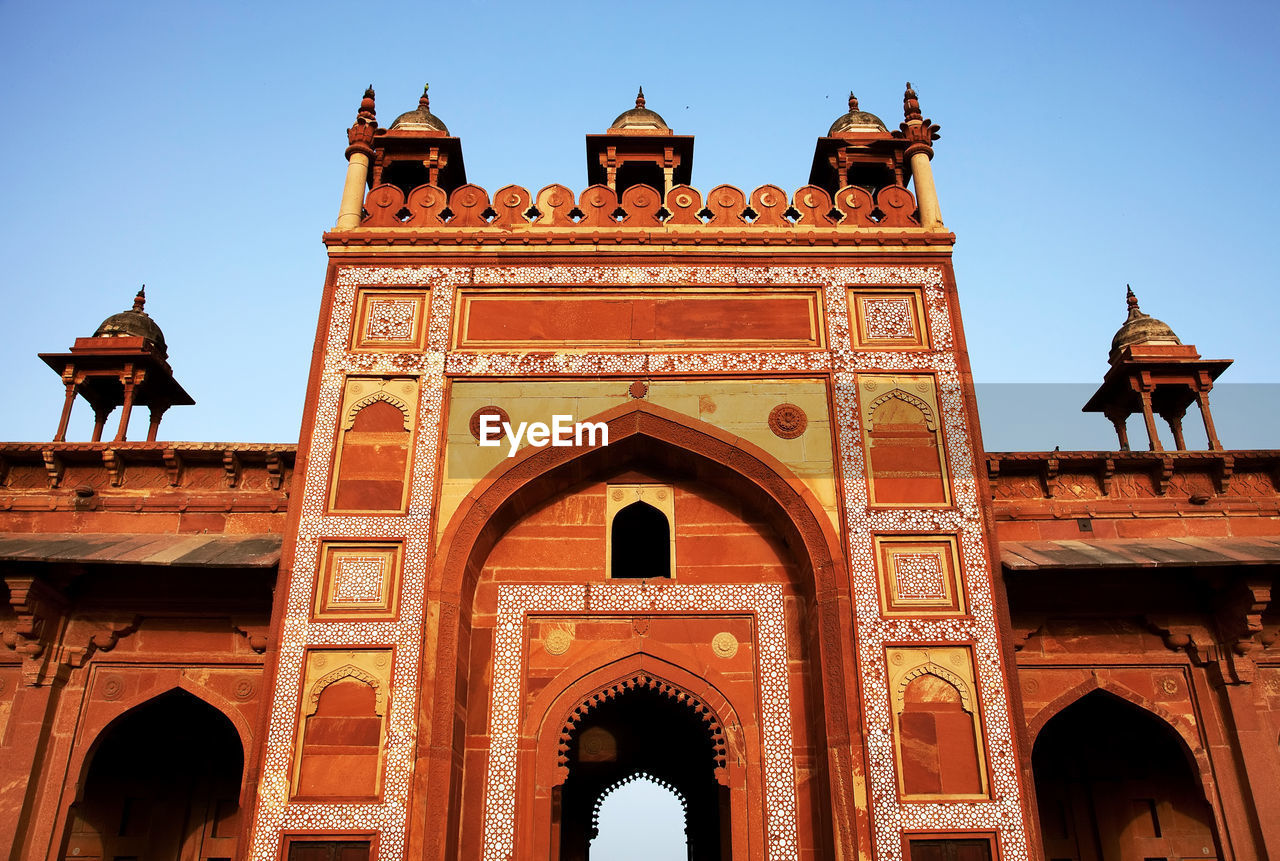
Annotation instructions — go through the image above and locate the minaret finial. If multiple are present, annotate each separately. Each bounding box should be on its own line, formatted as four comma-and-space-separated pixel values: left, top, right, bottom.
419, 83, 430, 111
357, 85, 376, 123
636, 86, 646, 108
903, 82, 922, 122
848, 91, 859, 112
133, 285, 146, 312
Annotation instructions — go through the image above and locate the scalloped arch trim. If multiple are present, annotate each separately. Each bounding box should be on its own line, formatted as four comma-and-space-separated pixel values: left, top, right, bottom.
305, 664, 386, 716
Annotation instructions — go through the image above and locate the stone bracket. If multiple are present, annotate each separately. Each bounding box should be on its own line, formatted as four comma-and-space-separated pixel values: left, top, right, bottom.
163, 447, 184, 486
1153, 455, 1175, 496
222, 450, 241, 488
41, 449, 64, 489
266, 451, 285, 491
233, 620, 269, 653
1039, 456, 1060, 498
57, 614, 140, 668
2, 576, 67, 684
1214, 454, 1234, 495
102, 448, 125, 487
1010, 617, 1047, 652
1100, 457, 1115, 496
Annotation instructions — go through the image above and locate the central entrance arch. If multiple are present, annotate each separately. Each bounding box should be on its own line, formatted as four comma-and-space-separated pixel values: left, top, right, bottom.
417, 402, 861, 861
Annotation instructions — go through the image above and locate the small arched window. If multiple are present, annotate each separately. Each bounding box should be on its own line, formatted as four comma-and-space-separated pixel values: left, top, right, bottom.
610, 501, 671, 579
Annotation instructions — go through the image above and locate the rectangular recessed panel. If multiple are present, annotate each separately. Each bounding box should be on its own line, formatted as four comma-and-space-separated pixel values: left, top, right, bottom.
456, 288, 823, 348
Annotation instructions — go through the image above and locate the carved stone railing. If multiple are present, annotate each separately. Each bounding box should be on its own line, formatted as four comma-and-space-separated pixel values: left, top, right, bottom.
0, 442, 296, 495
348, 181, 931, 233
986, 450, 1280, 504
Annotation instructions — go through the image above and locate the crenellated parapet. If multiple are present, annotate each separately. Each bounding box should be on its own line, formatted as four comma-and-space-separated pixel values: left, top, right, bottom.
329, 180, 949, 244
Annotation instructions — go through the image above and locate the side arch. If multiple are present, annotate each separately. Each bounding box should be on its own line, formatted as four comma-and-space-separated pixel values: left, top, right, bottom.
1028, 675, 1204, 763
70, 678, 252, 805
1029, 682, 1227, 860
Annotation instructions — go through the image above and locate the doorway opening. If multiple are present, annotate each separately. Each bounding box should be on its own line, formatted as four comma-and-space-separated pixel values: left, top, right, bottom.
555, 677, 728, 860
589, 772, 688, 860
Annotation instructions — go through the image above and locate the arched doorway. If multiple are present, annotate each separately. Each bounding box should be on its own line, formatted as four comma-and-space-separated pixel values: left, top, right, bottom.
62, 689, 245, 860
1032, 690, 1221, 860
555, 676, 728, 861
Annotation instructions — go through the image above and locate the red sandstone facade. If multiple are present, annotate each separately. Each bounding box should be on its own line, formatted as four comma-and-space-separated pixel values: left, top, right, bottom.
1, 84, 1276, 861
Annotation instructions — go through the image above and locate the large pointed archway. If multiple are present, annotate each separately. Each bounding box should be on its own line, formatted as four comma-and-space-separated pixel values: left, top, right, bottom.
411, 401, 860, 861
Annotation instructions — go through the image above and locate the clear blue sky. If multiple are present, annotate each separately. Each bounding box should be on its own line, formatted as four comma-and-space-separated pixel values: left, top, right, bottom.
2, 1, 1277, 450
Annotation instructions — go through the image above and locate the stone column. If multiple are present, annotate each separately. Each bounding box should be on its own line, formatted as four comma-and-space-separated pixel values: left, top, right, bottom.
337, 87, 377, 230
1105, 408, 1131, 450
91, 404, 112, 442
1139, 389, 1163, 451
146, 403, 169, 442
53, 381, 76, 442
1161, 406, 1188, 450
336, 151, 371, 229
115, 375, 136, 442
901, 83, 944, 230
908, 148, 944, 229
1198, 390, 1223, 451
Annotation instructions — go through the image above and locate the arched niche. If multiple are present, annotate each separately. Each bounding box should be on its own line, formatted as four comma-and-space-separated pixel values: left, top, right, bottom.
330, 380, 416, 512
1031, 689, 1222, 861
60, 688, 244, 861
416, 402, 857, 861
294, 666, 386, 799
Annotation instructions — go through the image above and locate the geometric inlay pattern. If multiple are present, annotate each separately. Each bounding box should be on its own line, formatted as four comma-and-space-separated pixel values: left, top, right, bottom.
314, 543, 401, 621
366, 299, 417, 341
893, 553, 947, 599
875, 536, 964, 616
863, 297, 916, 340
851, 289, 928, 350
333, 556, 386, 603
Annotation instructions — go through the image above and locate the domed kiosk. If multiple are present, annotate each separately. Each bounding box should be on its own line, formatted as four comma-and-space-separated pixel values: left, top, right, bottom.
39, 287, 193, 441
1083, 287, 1232, 451
585, 88, 693, 196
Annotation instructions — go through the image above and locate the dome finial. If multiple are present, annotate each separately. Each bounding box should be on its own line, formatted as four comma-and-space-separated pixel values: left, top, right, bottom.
848, 91, 859, 111
636, 86, 646, 108
1126, 284, 1139, 313
419, 83, 430, 111
134, 285, 146, 312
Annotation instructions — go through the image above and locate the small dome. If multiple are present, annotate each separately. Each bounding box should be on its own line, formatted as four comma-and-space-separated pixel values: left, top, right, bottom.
389, 85, 449, 134
610, 87, 670, 132
1109, 287, 1181, 361
94, 287, 167, 358
828, 92, 887, 135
